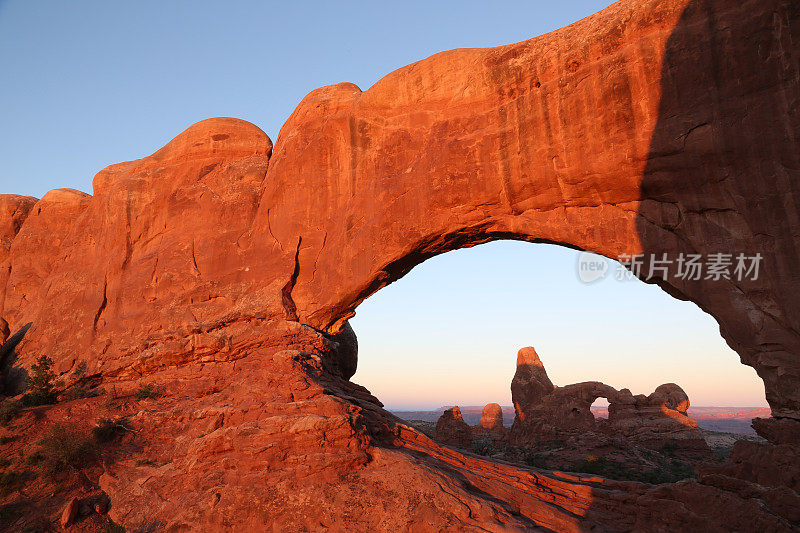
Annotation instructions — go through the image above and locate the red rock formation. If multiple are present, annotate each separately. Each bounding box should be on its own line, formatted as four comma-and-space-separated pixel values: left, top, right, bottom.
0, 195, 37, 263
475, 403, 505, 438
509, 347, 708, 450
4, 189, 91, 334
0, 194, 37, 331
0, 0, 796, 529
434, 406, 473, 449
60, 497, 79, 528
609, 385, 709, 450
252, 0, 800, 424
511, 347, 554, 424
14, 117, 273, 377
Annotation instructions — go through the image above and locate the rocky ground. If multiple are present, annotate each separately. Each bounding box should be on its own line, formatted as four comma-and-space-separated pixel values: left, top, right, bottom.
0, 387, 148, 532
700, 428, 767, 458
0, 391, 786, 532
404, 419, 764, 486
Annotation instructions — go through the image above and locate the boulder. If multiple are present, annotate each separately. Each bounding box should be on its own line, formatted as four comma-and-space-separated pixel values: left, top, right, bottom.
60, 497, 79, 528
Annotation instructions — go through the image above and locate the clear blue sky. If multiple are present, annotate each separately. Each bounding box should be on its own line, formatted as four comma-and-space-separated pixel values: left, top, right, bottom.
0, 1, 767, 409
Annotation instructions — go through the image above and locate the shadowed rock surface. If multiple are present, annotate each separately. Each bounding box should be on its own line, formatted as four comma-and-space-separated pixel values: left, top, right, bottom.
511, 347, 555, 424
434, 406, 473, 448
0, 0, 797, 529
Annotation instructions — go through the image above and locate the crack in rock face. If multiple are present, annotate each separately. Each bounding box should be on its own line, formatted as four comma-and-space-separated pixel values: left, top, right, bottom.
0, 0, 798, 529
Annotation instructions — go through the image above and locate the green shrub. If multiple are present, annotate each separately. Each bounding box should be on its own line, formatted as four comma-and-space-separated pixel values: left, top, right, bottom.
134, 384, 158, 400
573, 455, 607, 474
73, 361, 88, 379
38, 423, 96, 470
23, 355, 56, 406
130, 518, 165, 533
0, 399, 21, 426
564, 453, 696, 484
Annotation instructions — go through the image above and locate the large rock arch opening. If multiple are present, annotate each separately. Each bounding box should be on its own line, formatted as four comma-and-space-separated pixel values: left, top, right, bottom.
253, 0, 800, 422
348, 240, 765, 414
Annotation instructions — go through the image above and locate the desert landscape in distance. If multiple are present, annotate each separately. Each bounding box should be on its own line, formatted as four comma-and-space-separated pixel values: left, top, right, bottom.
397, 405, 772, 436
393, 347, 771, 486
0, 0, 798, 531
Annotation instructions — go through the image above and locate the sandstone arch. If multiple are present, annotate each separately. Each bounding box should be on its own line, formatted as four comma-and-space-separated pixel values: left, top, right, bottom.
3, 0, 791, 417
252, 0, 800, 421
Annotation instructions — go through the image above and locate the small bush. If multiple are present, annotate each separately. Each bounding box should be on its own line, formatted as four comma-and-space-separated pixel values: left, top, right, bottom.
61, 386, 99, 402
92, 418, 126, 443
104, 386, 119, 409
22, 390, 55, 407
21, 391, 51, 407
38, 423, 96, 470
524, 453, 549, 469
472, 437, 494, 456
73, 361, 88, 379
130, 519, 166, 533
0, 399, 21, 426
134, 384, 158, 400
23, 355, 56, 406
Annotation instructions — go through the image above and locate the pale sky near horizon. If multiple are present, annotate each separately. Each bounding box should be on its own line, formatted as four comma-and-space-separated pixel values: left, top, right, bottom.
352, 243, 766, 410
0, 1, 767, 409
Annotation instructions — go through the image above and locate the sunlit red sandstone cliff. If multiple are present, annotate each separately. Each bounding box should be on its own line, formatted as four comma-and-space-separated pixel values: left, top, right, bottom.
1, 0, 799, 530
